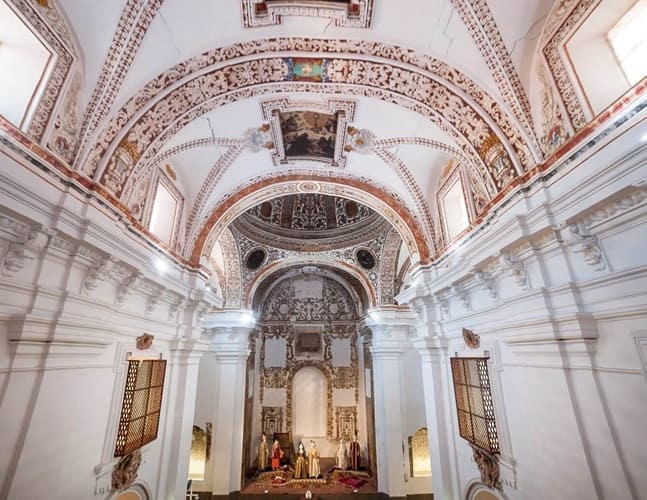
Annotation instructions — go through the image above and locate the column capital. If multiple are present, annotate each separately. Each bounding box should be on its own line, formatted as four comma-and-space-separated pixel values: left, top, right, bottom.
202, 309, 254, 362
411, 336, 450, 363
362, 308, 416, 358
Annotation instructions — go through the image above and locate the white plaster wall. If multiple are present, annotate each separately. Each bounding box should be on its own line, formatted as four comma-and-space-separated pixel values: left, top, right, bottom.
0, 152, 214, 500
399, 119, 647, 499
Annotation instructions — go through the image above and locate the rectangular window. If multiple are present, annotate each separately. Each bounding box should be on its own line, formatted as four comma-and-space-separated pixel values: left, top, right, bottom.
149, 175, 182, 247
450, 357, 500, 453
114, 359, 167, 457
442, 178, 470, 241
608, 0, 647, 85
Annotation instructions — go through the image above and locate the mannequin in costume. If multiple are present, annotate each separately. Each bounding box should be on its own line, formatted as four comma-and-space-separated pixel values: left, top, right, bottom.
349, 433, 360, 470
271, 439, 284, 470
335, 438, 348, 470
308, 440, 320, 478
258, 433, 269, 471
294, 442, 308, 479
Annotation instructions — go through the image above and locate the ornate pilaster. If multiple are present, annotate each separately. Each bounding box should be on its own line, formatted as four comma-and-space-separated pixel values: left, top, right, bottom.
361, 308, 416, 497
202, 310, 253, 495
399, 280, 460, 500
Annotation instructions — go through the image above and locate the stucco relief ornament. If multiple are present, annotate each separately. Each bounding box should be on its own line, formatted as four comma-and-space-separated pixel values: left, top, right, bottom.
471, 445, 501, 491
136, 333, 154, 350
243, 124, 274, 152
463, 328, 480, 349
344, 126, 375, 155
111, 449, 142, 491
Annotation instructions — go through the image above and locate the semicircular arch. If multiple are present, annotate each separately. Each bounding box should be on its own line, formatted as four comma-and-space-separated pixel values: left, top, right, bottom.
249, 259, 375, 312
191, 173, 430, 266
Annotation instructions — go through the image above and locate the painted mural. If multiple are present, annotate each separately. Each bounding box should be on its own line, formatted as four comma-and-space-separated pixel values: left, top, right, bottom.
280, 111, 338, 160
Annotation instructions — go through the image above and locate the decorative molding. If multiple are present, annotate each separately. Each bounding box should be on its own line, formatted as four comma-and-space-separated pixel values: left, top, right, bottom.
498, 252, 529, 289
567, 222, 605, 271
111, 449, 142, 491
471, 445, 502, 491
463, 328, 480, 349
135, 333, 154, 350
10, 0, 76, 141
1, 227, 54, 277
451, 0, 539, 154
261, 406, 283, 436
261, 97, 355, 169
242, 0, 373, 29
83, 255, 118, 294
117, 271, 143, 304
75, 0, 163, 163
541, 0, 598, 130
472, 269, 497, 299
335, 406, 358, 440
84, 38, 531, 184
579, 186, 647, 228
452, 282, 471, 311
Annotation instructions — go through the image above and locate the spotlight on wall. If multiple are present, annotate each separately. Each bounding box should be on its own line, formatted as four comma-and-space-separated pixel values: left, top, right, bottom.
154, 257, 169, 274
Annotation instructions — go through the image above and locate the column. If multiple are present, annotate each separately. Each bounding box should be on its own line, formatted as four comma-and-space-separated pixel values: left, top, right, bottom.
202, 310, 253, 495
362, 308, 416, 498
401, 287, 460, 500
157, 340, 207, 500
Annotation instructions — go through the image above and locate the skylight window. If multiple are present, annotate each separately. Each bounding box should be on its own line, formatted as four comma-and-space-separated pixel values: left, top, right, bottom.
608, 0, 647, 85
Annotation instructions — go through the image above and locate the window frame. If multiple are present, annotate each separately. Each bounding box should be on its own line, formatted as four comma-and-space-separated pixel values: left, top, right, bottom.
114, 358, 167, 457
144, 168, 184, 249
450, 356, 500, 454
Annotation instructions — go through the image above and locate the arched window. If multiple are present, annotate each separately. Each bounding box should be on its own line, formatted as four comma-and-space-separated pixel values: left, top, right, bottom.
189, 425, 207, 480
293, 366, 326, 438
0, 1, 53, 129
409, 427, 432, 477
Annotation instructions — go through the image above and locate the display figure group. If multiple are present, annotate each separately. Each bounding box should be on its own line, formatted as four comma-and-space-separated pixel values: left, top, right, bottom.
258, 433, 269, 471
271, 439, 284, 470
294, 442, 308, 479
336, 437, 349, 470
308, 440, 320, 478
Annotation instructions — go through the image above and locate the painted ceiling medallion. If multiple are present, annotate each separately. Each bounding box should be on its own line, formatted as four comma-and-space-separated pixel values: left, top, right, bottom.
261, 98, 355, 168
242, 0, 373, 29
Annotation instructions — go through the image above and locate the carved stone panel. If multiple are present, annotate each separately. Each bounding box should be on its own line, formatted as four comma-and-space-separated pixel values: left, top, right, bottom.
262, 406, 283, 436
335, 406, 357, 440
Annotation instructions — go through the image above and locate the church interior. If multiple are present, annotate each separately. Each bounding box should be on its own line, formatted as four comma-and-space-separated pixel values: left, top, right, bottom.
0, 1, 646, 499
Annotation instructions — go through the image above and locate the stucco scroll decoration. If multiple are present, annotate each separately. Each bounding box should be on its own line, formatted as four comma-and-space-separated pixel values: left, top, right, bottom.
471, 445, 502, 491
85, 38, 530, 181
83, 255, 117, 294
1, 227, 54, 277
136, 333, 154, 350
567, 222, 605, 271
498, 252, 529, 290
463, 328, 480, 349
242, 0, 374, 29
111, 449, 142, 491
